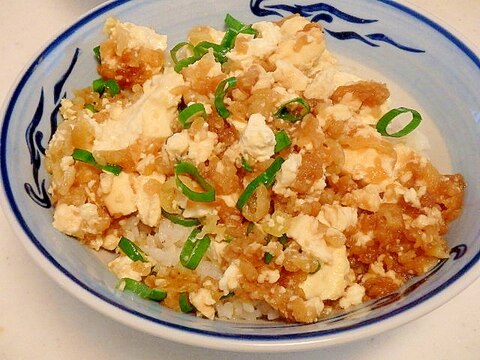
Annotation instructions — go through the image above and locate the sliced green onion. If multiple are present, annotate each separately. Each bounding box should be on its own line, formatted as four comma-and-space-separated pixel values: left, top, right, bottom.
264, 252, 274, 264
220, 292, 235, 300
84, 103, 97, 113
120, 278, 167, 301
170, 42, 195, 64
241, 156, 253, 173
180, 228, 211, 270
178, 103, 207, 129
246, 222, 255, 235
118, 236, 147, 262
278, 234, 289, 249
175, 162, 215, 202
92, 78, 120, 96
376, 107, 422, 138
236, 157, 285, 210
275, 97, 310, 122
174, 55, 202, 73
214, 77, 237, 118
225, 14, 258, 37
196, 41, 228, 64
93, 45, 101, 63
309, 259, 321, 274
72, 148, 122, 175
161, 208, 201, 227
220, 29, 238, 51
274, 130, 292, 153
179, 292, 195, 313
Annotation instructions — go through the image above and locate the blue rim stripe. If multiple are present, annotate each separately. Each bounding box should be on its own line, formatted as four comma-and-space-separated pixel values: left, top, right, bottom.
1, 0, 479, 343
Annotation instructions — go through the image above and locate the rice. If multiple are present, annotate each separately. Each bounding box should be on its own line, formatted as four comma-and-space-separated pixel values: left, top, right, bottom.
45, 14, 465, 323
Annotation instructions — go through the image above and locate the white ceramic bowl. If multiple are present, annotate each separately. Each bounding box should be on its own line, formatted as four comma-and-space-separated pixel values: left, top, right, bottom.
1, 0, 479, 352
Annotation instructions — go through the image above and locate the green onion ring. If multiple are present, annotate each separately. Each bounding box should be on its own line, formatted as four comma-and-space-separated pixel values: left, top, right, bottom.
264, 252, 274, 264
118, 236, 147, 262
220, 292, 235, 300
274, 130, 292, 153
224, 14, 258, 37
93, 45, 101, 63
84, 103, 97, 113
179, 228, 211, 270
178, 103, 207, 129
72, 148, 122, 175
161, 208, 201, 227
179, 292, 195, 312
175, 162, 216, 202
92, 78, 120, 96
120, 278, 167, 302
275, 97, 311, 122
236, 157, 285, 210
241, 156, 253, 173
376, 107, 422, 137
214, 77, 237, 118
170, 41, 195, 64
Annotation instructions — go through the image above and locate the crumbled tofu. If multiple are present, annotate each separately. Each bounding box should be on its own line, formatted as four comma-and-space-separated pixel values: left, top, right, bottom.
287, 214, 332, 263
300, 246, 350, 300
53, 203, 103, 237
240, 113, 276, 162
190, 288, 216, 319
317, 204, 358, 232
92, 69, 184, 152
273, 59, 309, 92
108, 256, 151, 281
102, 172, 137, 216
273, 153, 302, 196
339, 283, 365, 309
104, 17, 167, 55
134, 174, 164, 227
218, 260, 242, 295
257, 269, 280, 284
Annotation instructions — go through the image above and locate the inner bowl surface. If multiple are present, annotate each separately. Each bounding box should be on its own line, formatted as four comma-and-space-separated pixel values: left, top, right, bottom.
1, 0, 479, 352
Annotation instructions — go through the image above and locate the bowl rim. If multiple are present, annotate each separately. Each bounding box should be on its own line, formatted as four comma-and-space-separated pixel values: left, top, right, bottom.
1, 0, 479, 352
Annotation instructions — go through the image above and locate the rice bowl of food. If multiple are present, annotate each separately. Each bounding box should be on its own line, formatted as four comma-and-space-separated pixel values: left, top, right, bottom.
1, 0, 479, 352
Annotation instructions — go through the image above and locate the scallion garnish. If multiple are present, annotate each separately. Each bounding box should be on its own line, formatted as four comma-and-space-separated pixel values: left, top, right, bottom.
118, 236, 147, 262
224, 14, 258, 37
93, 45, 101, 63
309, 259, 321, 274
120, 278, 167, 301
84, 103, 97, 113
170, 41, 195, 63
220, 292, 235, 300
161, 208, 201, 227
241, 156, 253, 173
195, 41, 228, 64
274, 130, 292, 153
278, 234, 289, 249
179, 292, 195, 312
92, 78, 120, 96
214, 77, 237, 118
264, 252, 274, 264
236, 157, 285, 210
178, 103, 207, 129
376, 107, 422, 137
246, 222, 255, 235
72, 148, 122, 175
179, 228, 211, 270
275, 97, 310, 122
175, 162, 216, 202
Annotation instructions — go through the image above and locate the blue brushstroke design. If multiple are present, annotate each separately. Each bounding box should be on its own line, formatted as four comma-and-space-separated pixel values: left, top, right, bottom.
250, 0, 425, 53
366, 33, 425, 53
24, 89, 51, 208
24, 48, 81, 208
325, 29, 379, 47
